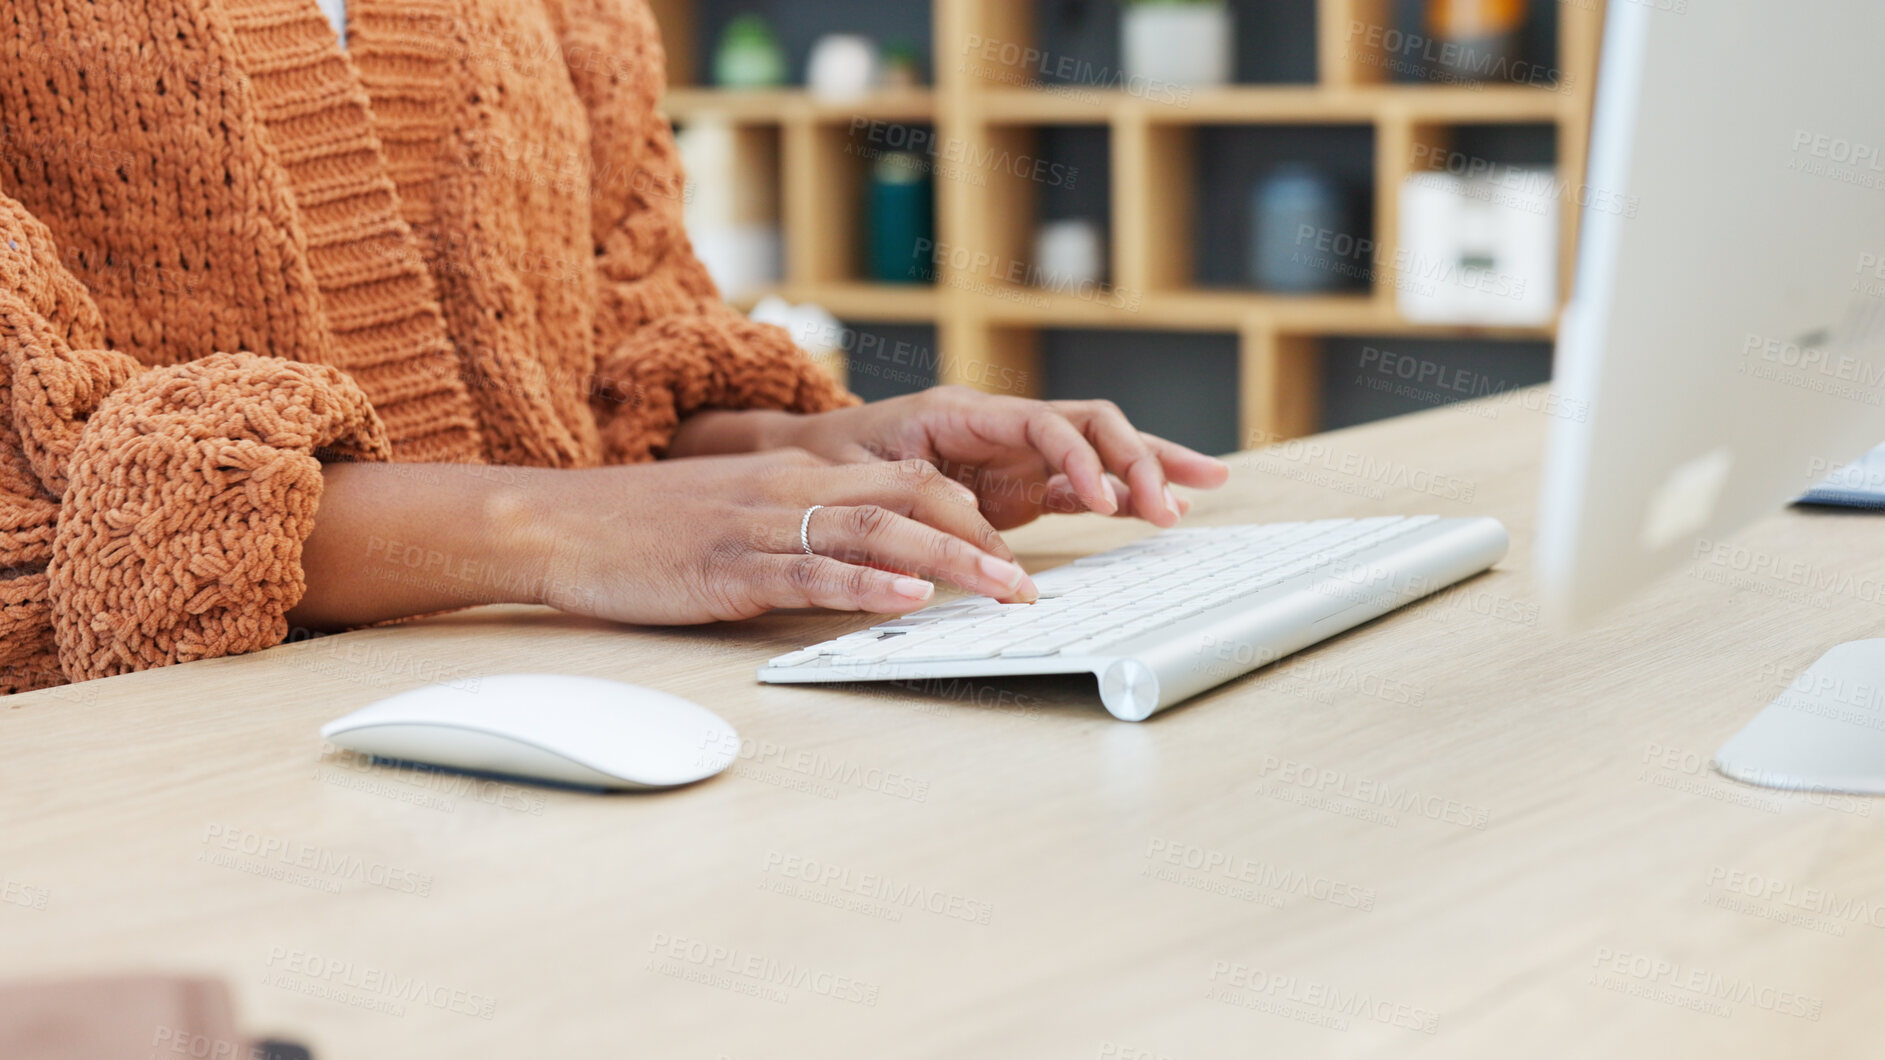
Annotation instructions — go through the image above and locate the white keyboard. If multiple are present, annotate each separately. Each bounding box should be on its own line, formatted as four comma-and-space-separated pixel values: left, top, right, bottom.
758, 516, 1509, 721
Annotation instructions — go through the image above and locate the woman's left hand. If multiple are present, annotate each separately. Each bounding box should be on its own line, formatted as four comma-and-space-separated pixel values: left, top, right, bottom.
774, 386, 1231, 531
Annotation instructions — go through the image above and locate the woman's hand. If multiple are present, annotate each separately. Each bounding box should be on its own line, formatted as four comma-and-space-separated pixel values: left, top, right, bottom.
763, 386, 1231, 531
534, 449, 1038, 624
289, 448, 1038, 633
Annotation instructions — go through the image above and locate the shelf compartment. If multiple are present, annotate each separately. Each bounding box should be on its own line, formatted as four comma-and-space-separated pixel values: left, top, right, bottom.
958, 0, 1319, 93
1039, 327, 1243, 455
783, 118, 940, 287
1323, 0, 1567, 91
947, 124, 1114, 317
1317, 331, 1553, 430
833, 321, 944, 402
1189, 124, 1378, 295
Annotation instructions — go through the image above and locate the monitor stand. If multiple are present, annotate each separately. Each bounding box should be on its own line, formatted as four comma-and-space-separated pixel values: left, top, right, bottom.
1715, 639, 1885, 794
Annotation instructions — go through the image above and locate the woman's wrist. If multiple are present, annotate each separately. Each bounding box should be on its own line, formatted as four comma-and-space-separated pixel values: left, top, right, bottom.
665, 409, 807, 458
289, 462, 561, 631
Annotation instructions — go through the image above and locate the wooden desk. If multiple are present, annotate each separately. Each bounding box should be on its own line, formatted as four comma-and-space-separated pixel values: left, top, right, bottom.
7, 390, 1885, 1058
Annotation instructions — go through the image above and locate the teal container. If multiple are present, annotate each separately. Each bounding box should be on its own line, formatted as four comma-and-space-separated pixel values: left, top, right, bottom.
868, 152, 936, 285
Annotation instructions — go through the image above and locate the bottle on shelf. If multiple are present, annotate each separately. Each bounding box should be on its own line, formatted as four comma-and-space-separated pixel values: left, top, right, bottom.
1248, 164, 1357, 295
868, 152, 936, 285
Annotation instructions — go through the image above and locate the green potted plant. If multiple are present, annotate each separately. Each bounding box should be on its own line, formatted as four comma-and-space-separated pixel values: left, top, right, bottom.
1120, 0, 1234, 88
712, 14, 787, 89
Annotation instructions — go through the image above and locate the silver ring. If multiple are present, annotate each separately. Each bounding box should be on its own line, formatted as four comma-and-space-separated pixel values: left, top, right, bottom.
799, 505, 825, 556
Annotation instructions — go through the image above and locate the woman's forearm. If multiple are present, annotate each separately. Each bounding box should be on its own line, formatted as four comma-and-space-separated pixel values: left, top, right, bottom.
287, 462, 559, 632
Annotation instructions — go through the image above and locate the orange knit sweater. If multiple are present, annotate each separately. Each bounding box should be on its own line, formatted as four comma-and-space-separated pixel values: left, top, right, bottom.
0, 0, 857, 693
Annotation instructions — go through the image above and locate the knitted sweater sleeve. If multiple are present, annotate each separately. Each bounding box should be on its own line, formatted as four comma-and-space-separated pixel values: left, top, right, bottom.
0, 193, 391, 694
551, 0, 862, 464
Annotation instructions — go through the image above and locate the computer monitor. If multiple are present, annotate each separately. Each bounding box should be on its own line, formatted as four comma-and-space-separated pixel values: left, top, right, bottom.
1538, 0, 1885, 624
1538, 0, 1885, 792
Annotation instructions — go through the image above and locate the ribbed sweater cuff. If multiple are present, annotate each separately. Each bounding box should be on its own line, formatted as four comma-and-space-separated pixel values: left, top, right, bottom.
593, 313, 860, 463
48, 352, 391, 681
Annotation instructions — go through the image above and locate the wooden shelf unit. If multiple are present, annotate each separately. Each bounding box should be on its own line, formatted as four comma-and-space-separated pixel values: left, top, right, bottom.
650, 0, 1605, 444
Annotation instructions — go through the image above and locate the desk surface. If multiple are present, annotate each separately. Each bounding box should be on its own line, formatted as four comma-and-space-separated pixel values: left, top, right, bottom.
7, 391, 1885, 1058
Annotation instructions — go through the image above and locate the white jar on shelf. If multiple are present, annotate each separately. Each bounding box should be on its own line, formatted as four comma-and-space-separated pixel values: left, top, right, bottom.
1121, 1, 1234, 89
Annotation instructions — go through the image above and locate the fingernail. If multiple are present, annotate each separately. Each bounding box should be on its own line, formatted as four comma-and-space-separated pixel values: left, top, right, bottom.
1103, 479, 1123, 513
1163, 485, 1180, 517
979, 554, 1026, 589
893, 577, 934, 601
951, 480, 977, 504
1016, 575, 1040, 602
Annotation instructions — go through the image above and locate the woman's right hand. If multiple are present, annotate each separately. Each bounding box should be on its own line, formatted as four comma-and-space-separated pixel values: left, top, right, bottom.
531, 448, 1039, 625
290, 448, 1038, 633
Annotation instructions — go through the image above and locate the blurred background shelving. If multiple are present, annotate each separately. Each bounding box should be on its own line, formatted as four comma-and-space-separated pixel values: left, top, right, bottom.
649, 0, 1605, 454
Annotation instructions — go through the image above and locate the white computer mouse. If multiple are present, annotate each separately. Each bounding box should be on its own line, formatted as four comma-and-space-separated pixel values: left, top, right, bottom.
1716, 639, 1885, 794
320, 674, 740, 790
